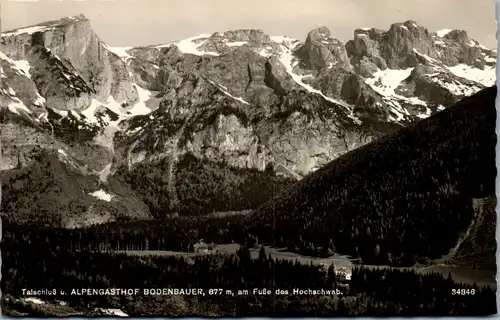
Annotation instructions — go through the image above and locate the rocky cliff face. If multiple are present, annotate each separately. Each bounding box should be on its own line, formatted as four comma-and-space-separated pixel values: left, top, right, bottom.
0, 15, 156, 173
296, 26, 352, 70
0, 16, 496, 217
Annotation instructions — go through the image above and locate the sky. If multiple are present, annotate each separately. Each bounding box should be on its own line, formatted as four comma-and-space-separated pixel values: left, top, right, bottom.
1, 0, 497, 48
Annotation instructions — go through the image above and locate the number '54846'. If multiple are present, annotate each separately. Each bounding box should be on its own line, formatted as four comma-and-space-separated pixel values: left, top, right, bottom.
451, 289, 476, 295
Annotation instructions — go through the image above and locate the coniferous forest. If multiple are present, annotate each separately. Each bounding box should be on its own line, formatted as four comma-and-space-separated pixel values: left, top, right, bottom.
1, 225, 497, 317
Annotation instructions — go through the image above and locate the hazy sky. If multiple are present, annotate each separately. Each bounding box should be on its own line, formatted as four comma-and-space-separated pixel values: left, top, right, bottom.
1, 0, 497, 48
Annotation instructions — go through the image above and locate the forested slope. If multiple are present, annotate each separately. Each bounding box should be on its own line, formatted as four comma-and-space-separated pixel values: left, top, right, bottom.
246, 86, 497, 266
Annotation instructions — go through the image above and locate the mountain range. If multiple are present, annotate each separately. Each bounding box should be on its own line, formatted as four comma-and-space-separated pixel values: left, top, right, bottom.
0, 14, 496, 226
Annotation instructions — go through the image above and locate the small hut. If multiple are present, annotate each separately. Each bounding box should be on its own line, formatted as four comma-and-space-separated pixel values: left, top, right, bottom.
193, 240, 209, 253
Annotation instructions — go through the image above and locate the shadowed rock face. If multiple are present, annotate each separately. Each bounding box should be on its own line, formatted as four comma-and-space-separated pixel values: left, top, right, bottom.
27, 45, 95, 110
296, 26, 352, 70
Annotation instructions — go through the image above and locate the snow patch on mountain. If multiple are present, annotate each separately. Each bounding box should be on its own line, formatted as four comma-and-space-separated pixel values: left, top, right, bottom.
225, 41, 248, 47
157, 34, 219, 56
416, 107, 432, 119
365, 67, 433, 121
104, 96, 125, 115
428, 73, 483, 96
484, 56, 496, 63
275, 40, 359, 122
435, 29, 452, 37
366, 69, 426, 104
7, 98, 31, 115
34, 93, 46, 107
37, 112, 49, 123
366, 68, 412, 96
270, 35, 300, 47
466, 39, 478, 47
413, 49, 440, 66
434, 39, 446, 47
57, 148, 80, 170
447, 64, 496, 87
12, 60, 32, 78
0, 52, 32, 78
89, 189, 114, 202
206, 79, 250, 105
2, 86, 32, 115
70, 110, 81, 120
52, 109, 69, 118
78, 98, 123, 128
58, 149, 68, 157
59, 68, 82, 87
1, 15, 87, 39
75, 86, 153, 127
483, 45, 495, 52
384, 101, 408, 122
1, 25, 54, 37
256, 48, 273, 58
104, 45, 134, 61
2, 87, 14, 96
127, 84, 153, 116
81, 99, 103, 124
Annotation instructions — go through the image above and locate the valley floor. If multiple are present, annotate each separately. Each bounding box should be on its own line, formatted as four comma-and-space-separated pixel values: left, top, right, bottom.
110, 244, 496, 288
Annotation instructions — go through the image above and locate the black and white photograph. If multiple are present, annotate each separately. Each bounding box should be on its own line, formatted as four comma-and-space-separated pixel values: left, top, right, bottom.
0, 0, 497, 316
